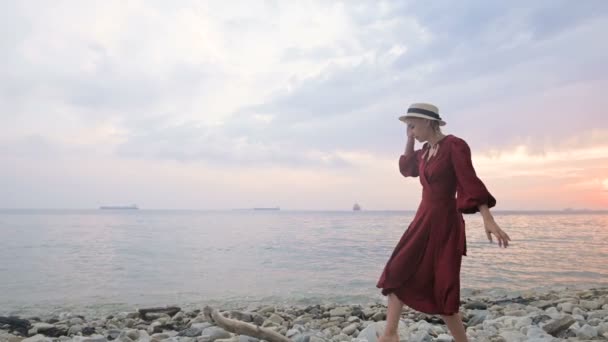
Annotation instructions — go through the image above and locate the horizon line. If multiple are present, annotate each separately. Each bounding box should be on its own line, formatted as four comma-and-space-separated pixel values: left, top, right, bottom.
1, 208, 607, 213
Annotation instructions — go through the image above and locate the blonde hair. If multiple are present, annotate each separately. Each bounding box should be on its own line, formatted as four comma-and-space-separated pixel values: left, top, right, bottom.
430, 120, 441, 133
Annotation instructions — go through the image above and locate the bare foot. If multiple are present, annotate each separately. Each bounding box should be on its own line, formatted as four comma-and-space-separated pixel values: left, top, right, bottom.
377, 332, 399, 342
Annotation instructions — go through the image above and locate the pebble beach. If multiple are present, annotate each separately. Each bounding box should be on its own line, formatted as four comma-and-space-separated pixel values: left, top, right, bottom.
2, 287, 607, 342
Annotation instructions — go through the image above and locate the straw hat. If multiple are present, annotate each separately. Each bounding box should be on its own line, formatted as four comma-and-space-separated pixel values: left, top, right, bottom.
398, 103, 446, 126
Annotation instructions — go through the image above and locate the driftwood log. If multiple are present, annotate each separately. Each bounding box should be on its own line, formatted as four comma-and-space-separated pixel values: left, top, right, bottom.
203, 306, 291, 342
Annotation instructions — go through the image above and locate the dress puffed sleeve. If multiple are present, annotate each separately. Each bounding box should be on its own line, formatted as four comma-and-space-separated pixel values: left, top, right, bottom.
450, 137, 496, 214
398, 147, 424, 178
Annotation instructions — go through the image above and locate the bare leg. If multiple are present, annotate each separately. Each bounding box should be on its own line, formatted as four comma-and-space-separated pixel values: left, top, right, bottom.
441, 313, 468, 342
378, 294, 403, 342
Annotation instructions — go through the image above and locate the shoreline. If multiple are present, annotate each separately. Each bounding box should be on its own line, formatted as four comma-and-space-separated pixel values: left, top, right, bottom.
2, 208, 608, 214
1, 286, 607, 341
3, 283, 607, 317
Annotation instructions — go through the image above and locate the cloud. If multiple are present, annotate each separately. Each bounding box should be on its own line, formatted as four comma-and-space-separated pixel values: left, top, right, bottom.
242, 1, 608, 156
112, 115, 354, 168
1, 1, 607, 209
4, 1, 606, 159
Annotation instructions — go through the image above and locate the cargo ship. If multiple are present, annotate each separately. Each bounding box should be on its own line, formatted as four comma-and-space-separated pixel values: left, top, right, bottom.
99, 204, 139, 210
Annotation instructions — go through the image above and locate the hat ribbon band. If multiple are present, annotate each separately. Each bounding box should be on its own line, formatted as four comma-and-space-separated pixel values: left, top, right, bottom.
407, 108, 441, 120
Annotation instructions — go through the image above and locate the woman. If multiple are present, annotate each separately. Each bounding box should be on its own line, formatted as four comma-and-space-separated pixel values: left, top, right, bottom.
376, 103, 511, 342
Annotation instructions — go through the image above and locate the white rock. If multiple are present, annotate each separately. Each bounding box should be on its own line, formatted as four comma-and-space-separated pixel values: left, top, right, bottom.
544, 307, 560, 319
356, 320, 409, 342
162, 338, 182, 342
598, 322, 608, 335
287, 328, 302, 338
332, 333, 351, 342
322, 326, 342, 337
573, 314, 585, 322
200, 327, 231, 342
515, 317, 532, 330
580, 300, 602, 310
342, 323, 359, 335
499, 330, 526, 342
526, 326, 554, 339
435, 334, 453, 342
510, 309, 530, 317
257, 306, 275, 314
330, 307, 350, 317
28, 322, 55, 335
117, 330, 136, 342
267, 313, 285, 325
0, 331, 18, 342
124, 318, 136, 328
481, 318, 501, 335
58, 312, 75, 320
467, 310, 488, 326
238, 336, 259, 342
22, 335, 53, 342
413, 320, 432, 333
68, 324, 84, 335
576, 324, 598, 339
429, 324, 446, 335
191, 323, 214, 330
473, 330, 497, 341
114, 312, 129, 320
173, 311, 186, 321
371, 311, 386, 322
408, 330, 431, 342
147, 321, 162, 335
557, 302, 575, 313
362, 308, 376, 319
526, 338, 555, 342
72, 335, 108, 342
69, 317, 84, 325
484, 315, 520, 330
572, 307, 586, 317
153, 331, 178, 339
360, 321, 373, 330
588, 310, 608, 320
138, 330, 151, 341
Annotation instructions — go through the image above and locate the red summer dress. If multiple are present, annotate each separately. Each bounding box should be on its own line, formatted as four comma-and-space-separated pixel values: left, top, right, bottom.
376, 135, 496, 315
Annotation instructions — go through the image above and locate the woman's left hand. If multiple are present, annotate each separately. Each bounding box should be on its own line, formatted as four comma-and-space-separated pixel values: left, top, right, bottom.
484, 219, 511, 247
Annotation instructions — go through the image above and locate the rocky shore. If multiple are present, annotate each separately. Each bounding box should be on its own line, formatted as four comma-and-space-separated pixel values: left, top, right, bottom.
1, 287, 607, 342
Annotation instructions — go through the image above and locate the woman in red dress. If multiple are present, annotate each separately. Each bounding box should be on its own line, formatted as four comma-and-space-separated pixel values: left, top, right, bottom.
376, 103, 511, 342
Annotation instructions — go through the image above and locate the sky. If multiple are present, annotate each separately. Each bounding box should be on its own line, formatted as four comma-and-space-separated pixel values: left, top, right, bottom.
1, 0, 608, 210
